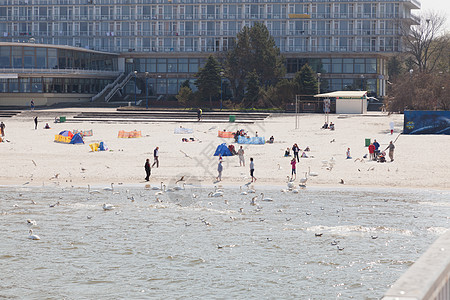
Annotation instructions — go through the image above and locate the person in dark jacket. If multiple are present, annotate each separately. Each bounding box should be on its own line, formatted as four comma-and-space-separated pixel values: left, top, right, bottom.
144, 159, 151, 181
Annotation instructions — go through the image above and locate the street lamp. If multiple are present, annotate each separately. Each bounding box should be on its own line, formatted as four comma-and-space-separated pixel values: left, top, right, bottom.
317, 73, 321, 94
360, 74, 365, 91
134, 70, 138, 106
220, 71, 224, 110
145, 72, 149, 109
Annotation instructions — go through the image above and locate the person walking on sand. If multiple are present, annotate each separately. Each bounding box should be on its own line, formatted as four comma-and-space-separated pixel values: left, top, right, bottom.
250, 157, 256, 182
0, 121, 5, 136
217, 160, 223, 181
30, 99, 34, 111
197, 108, 202, 121
238, 146, 245, 166
292, 143, 300, 162
290, 158, 297, 180
389, 121, 394, 135
152, 146, 159, 168
385, 141, 395, 162
34, 116, 38, 130
144, 158, 151, 181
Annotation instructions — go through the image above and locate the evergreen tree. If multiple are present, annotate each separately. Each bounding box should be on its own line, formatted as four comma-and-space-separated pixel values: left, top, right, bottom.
195, 55, 222, 108
243, 70, 260, 108
224, 23, 284, 102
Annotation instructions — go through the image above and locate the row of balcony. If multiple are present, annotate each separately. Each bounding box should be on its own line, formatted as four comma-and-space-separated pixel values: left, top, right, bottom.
4, 29, 401, 37
0, 13, 406, 21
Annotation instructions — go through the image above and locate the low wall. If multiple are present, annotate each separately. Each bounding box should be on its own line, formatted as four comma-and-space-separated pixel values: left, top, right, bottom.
382, 230, 450, 300
0, 93, 94, 107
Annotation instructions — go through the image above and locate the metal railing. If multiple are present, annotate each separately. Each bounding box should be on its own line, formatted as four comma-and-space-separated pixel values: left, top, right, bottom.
91, 72, 124, 102
382, 230, 450, 300
0, 68, 120, 77
104, 71, 134, 103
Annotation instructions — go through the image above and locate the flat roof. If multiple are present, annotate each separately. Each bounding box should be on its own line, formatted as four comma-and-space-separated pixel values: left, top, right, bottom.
314, 91, 367, 98
0, 42, 118, 56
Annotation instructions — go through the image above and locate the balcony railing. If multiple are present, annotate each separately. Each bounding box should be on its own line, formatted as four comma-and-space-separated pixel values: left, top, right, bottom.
0, 68, 120, 77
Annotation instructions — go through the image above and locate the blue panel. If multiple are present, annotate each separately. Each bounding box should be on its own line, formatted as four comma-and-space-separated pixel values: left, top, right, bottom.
404, 111, 450, 135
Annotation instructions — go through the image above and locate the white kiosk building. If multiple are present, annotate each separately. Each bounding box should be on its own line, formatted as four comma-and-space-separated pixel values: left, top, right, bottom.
315, 91, 368, 114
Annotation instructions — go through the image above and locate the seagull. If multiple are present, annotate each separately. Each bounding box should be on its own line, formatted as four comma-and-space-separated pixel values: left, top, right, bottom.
266, 238, 272, 241
330, 139, 335, 143
331, 240, 338, 246
339, 179, 345, 184
285, 218, 291, 221
371, 235, 378, 239
49, 201, 60, 207
102, 203, 115, 210
315, 233, 323, 237
176, 176, 185, 183
337, 245, 345, 251
87, 216, 92, 219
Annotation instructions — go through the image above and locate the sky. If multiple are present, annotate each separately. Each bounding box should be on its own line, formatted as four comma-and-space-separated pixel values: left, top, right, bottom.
419, 0, 450, 31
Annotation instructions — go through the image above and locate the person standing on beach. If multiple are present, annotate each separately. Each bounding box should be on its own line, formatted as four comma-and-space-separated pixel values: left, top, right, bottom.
152, 146, 159, 168
373, 139, 380, 154
197, 108, 202, 121
238, 146, 245, 166
250, 157, 256, 182
368, 143, 375, 160
290, 158, 297, 180
389, 121, 394, 135
292, 143, 300, 162
30, 99, 34, 111
34, 116, 38, 130
0, 121, 5, 136
346, 148, 352, 159
385, 141, 395, 162
144, 158, 151, 181
217, 160, 223, 181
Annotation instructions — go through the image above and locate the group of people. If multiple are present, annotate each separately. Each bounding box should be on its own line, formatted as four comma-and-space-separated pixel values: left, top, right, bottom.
367, 139, 395, 162
322, 122, 335, 130
285, 144, 310, 158
144, 146, 160, 181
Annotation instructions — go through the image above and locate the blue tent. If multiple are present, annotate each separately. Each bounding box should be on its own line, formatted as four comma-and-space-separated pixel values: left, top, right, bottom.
69, 133, 85, 144
213, 143, 232, 156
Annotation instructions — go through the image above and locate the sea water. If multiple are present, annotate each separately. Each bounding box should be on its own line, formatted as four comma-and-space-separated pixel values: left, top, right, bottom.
0, 185, 449, 299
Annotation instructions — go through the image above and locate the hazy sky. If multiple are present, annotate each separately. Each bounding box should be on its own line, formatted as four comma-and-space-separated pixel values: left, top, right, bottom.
419, 0, 450, 31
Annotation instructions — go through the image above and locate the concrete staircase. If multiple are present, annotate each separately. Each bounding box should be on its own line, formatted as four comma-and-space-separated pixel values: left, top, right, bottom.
0, 110, 22, 118
68, 110, 271, 123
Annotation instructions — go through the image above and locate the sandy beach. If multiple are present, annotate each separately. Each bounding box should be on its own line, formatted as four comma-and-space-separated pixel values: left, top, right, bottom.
0, 109, 448, 190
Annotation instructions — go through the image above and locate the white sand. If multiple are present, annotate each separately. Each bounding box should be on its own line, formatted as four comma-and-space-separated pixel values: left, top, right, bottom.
0, 109, 448, 190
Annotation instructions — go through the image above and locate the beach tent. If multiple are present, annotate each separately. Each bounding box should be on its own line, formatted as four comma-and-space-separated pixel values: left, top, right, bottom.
69, 133, 84, 144
54, 130, 74, 143
238, 136, 265, 144
98, 142, 108, 151
213, 143, 233, 156
118, 130, 142, 138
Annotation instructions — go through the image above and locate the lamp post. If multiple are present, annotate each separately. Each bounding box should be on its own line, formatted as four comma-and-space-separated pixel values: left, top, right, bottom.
220, 71, 224, 110
145, 72, 149, 109
134, 70, 138, 106
317, 72, 321, 94
360, 74, 365, 91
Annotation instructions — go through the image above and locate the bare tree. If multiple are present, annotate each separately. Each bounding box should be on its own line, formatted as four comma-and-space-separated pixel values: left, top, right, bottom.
402, 12, 448, 73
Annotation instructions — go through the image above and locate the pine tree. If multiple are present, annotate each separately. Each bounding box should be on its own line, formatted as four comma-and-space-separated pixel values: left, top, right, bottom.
195, 55, 222, 108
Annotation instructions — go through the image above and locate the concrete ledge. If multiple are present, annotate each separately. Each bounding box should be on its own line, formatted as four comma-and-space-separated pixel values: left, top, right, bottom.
383, 230, 450, 300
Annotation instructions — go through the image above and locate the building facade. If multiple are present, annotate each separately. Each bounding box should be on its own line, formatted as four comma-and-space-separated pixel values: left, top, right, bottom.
0, 0, 420, 105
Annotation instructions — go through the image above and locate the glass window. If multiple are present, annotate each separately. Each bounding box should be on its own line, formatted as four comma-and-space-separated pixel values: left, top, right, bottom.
168, 78, 178, 94
331, 58, 342, 73
157, 58, 167, 73
167, 59, 177, 73
36, 48, 47, 68
32, 78, 42, 92
179, 58, 188, 72
354, 58, 365, 73
0, 46, 10, 68
9, 79, 19, 92
189, 58, 199, 73
342, 58, 353, 73
20, 78, 31, 92
156, 78, 167, 94
366, 58, 376, 73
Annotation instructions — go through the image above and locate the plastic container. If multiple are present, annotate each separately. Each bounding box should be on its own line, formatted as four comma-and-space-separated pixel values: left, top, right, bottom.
365, 138, 371, 147
60, 116, 66, 123
229, 115, 236, 122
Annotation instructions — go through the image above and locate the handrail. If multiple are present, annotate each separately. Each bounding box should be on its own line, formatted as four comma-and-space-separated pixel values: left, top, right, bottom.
91, 72, 125, 102
0, 68, 119, 76
104, 71, 135, 103
382, 230, 450, 300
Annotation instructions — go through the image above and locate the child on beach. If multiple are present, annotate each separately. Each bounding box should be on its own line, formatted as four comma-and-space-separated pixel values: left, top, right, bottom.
346, 148, 352, 159
290, 158, 296, 180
